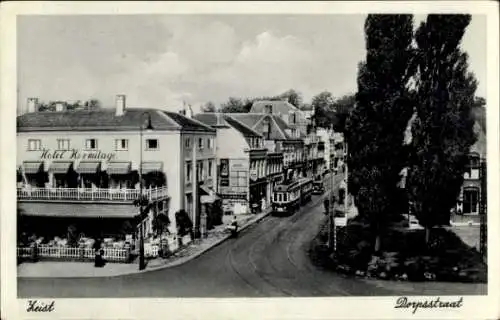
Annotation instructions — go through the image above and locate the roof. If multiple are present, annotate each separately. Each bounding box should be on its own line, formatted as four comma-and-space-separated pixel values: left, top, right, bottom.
18, 202, 138, 218
17, 108, 215, 133
193, 113, 230, 127
228, 113, 296, 141
223, 115, 262, 137
250, 100, 298, 114
163, 111, 215, 132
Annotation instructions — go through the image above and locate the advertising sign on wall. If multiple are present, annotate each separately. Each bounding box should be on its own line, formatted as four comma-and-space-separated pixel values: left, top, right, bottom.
219, 159, 230, 187
220, 159, 229, 178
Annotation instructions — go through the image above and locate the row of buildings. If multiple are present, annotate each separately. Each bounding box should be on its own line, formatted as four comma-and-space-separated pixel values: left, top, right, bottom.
16, 95, 346, 243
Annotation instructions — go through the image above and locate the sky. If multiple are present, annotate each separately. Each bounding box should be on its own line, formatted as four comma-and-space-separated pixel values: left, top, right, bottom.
17, 14, 486, 113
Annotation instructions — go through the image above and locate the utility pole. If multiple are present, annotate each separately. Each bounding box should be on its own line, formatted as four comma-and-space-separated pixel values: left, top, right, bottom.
192, 138, 198, 239
344, 142, 348, 217
328, 169, 336, 251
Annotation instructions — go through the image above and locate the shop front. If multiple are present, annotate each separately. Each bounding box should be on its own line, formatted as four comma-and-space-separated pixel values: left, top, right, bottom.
249, 177, 267, 213
218, 158, 250, 215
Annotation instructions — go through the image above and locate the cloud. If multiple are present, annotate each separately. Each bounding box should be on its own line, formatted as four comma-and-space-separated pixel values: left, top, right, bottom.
17, 15, 486, 114
205, 31, 318, 101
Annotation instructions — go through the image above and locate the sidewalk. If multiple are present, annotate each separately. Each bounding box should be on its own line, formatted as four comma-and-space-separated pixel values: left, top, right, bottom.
18, 209, 272, 278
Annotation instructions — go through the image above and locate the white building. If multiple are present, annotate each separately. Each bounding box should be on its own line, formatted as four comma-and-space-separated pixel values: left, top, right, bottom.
17, 95, 216, 243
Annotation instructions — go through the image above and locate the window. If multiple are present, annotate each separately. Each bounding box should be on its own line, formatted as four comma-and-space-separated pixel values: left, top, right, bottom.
208, 160, 213, 177
115, 139, 128, 151
146, 139, 158, 150
207, 138, 212, 150
196, 161, 203, 180
27, 139, 41, 151
198, 138, 204, 150
186, 161, 192, 182
57, 139, 70, 150
85, 139, 98, 150
463, 188, 479, 214
185, 137, 191, 149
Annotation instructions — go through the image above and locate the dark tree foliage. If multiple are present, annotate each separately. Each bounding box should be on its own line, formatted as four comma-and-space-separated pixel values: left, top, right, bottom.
346, 14, 415, 252
311, 91, 336, 129
407, 15, 477, 242
38, 99, 102, 111
331, 94, 355, 132
219, 97, 250, 113
201, 101, 216, 113
279, 89, 303, 108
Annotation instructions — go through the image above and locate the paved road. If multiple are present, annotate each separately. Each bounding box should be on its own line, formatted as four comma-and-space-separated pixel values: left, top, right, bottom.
18, 174, 486, 297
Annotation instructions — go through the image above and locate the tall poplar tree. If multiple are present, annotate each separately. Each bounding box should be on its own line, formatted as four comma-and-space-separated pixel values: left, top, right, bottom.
407, 15, 477, 244
346, 14, 415, 252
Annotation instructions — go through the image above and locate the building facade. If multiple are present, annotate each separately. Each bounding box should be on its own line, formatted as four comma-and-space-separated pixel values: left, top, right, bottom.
17, 96, 216, 243
317, 127, 336, 172
456, 123, 487, 216
194, 113, 269, 214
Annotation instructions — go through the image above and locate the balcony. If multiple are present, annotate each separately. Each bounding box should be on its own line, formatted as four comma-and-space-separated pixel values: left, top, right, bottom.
17, 186, 168, 203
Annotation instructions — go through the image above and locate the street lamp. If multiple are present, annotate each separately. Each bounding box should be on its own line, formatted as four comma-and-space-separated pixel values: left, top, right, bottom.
137, 111, 153, 270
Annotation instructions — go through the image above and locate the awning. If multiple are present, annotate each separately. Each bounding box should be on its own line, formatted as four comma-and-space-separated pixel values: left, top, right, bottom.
199, 185, 212, 196
141, 162, 163, 174
48, 161, 73, 174
18, 202, 138, 218
107, 161, 131, 175
23, 161, 44, 174
199, 185, 220, 202
76, 161, 101, 174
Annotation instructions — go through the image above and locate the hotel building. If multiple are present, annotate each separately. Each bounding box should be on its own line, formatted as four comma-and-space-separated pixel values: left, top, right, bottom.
17, 96, 216, 242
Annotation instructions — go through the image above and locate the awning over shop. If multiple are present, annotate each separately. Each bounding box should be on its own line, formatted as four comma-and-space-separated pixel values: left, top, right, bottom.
106, 161, 131, 175
19, 202, 138, 218
76, 161, 101, 174
48, 161, 73, 174
23, 161, 44, 174
141, 161, 163, 174
199, 185, 212, 196
199, 185, 220, 203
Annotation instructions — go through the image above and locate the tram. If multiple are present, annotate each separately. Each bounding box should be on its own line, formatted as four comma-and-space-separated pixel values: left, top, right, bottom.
271, 178, 313, 216
313, 179, 325, 195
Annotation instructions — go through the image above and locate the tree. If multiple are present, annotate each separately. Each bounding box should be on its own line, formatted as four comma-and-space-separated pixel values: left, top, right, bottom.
407, 14, 477, 244
279, 89, 303, 108
331, 94, 356, 132
346, 14, 415, 253
311, 91, 336, 128
152, 214, 171, 237
201, 101, 216, 113
220, 97, 249, 113
38, 99, 102, 111
84, 99, 101, 109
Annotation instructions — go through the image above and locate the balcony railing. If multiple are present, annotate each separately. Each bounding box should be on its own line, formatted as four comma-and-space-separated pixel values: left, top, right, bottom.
17, 186, 168, 202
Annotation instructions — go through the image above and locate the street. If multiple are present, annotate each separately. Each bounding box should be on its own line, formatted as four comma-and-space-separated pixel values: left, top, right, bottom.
18, 174, 485, 298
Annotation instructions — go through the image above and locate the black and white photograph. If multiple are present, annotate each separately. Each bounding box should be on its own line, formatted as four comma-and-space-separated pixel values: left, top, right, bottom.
1, 1, 499, 320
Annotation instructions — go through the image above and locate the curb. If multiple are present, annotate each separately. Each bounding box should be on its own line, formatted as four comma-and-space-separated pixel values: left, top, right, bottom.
138, 210, 273, 273
19, 210, 274, 279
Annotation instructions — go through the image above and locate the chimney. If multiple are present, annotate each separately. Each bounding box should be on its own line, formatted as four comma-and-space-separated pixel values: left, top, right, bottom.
26, 98, 39, 113
184, 104, 193, 118
115, 95, 126, 116
216, 112, 224, 126
55, 102, 66, 112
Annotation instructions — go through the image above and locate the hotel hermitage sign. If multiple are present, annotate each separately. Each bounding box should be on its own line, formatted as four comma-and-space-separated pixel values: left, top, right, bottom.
39, 148, 117, 162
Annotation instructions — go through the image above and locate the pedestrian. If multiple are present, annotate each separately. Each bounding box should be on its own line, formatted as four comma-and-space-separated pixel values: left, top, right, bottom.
93, 238, 103, 268
230, 216, 239, 238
